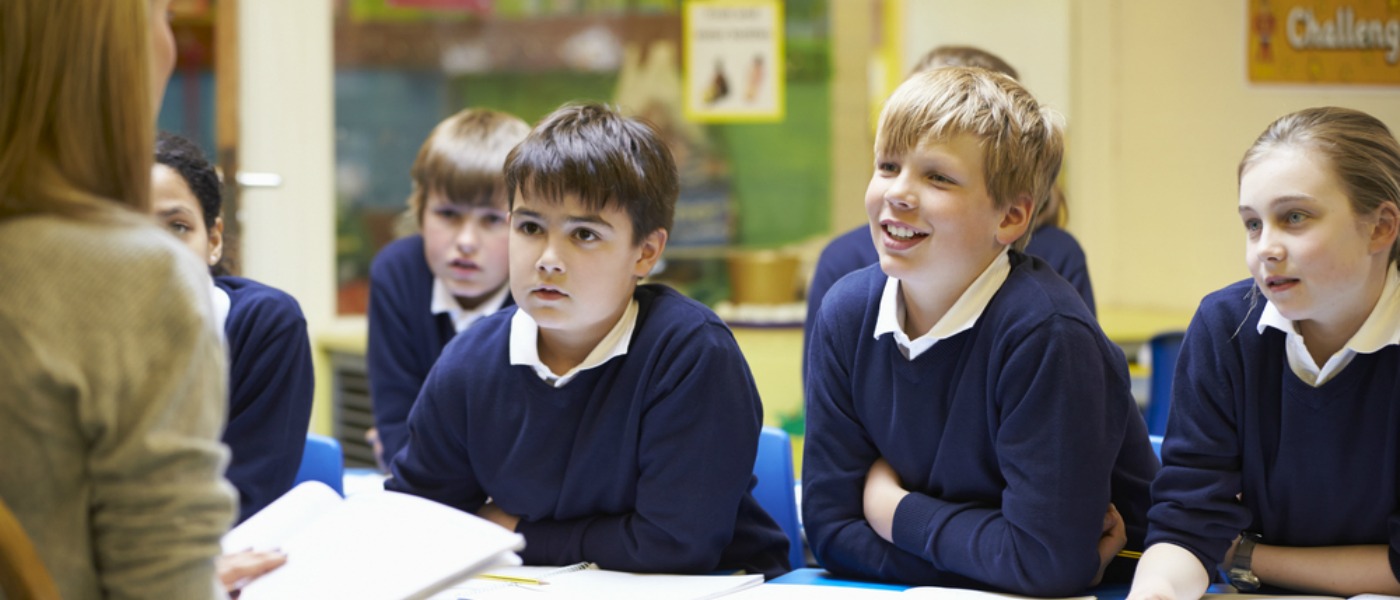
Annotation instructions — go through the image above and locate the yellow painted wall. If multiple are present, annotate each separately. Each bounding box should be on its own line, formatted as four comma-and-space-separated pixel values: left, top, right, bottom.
1070, 0, 1400, 313
869, 1, 1400, 319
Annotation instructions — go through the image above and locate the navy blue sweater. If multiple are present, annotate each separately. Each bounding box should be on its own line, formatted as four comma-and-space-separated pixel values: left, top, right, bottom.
368, 234, 515, 463
803, 254, 1157, 595
804, 224, 1095, 383
1147, 278, 1400, 583
386, 284, 790, 578
215, 276, 314, 522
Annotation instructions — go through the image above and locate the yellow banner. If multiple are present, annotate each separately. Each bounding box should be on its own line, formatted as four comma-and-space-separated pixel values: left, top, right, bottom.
1247, 0, 1400, 85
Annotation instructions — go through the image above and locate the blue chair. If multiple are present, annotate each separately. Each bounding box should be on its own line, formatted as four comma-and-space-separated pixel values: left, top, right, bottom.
1145, 331, 1186, 437
753, 426, 804, 570
294, 433, 345, 497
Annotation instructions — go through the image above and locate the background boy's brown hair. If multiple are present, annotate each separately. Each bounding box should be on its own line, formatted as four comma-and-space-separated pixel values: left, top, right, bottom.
407, 108, 530, 226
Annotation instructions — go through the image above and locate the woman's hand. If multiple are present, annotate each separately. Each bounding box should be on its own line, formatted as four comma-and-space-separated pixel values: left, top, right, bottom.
217, 549, 287, 597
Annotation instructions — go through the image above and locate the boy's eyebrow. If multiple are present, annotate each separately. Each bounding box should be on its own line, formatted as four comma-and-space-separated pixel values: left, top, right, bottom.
512, 208, 616, 229
155, 206, 195, 218
564, 214, 615, 229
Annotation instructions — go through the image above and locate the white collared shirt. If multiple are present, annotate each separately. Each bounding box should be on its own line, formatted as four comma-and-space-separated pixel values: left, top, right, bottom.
873, 248, 1012, 361
209, 279, 230, 345
1257, 267, 1400, 387
509, 299, 639, 388
431, 278, 511, 334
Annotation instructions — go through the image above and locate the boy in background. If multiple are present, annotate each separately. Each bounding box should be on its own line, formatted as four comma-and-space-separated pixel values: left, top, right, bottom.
386, 103, 790, 578
802, 67, 1157, 595
367, 108, 529, 466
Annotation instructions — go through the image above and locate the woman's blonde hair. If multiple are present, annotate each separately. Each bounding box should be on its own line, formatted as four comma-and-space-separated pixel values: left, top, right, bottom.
1239, 107, 1400, 264
0, 0, 156, 222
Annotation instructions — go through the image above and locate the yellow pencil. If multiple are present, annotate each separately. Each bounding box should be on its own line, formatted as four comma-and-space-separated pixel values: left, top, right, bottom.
474, 574, 550, 586
1117, 549, 1143, 559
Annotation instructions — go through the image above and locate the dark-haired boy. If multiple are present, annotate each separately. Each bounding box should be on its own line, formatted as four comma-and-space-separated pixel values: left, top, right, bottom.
387, 103, 790, 578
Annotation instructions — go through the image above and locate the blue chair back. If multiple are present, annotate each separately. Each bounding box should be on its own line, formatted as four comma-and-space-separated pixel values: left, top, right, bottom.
753, 426, 804, 570
1145, 331, 1186, 437
1149, 435, 1164, 460
294, 433, 345, 497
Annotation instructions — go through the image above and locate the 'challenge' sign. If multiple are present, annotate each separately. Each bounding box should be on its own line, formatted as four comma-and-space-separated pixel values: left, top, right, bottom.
1249, 0, 1400, 85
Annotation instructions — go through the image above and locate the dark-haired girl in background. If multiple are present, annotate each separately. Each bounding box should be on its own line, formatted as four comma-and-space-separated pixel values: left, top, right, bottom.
152, 132, 315, 523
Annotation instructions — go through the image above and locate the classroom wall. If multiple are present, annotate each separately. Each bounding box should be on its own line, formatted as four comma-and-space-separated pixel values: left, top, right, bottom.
893, 0, 1400, 314
1074, 0, 1400, 313
238, 1, 337, 433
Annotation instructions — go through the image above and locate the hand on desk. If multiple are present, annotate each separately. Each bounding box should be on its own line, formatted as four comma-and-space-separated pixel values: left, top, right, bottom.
1093, 503, 1126, 586
218, 549, 287, 597
863, 457, 910, 543
478, 501, 520, 532
365, 427, 386, 472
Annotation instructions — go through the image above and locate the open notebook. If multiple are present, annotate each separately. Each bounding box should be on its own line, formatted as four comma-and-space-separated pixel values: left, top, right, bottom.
429, 562, 764, 600
223, 481, 525, 600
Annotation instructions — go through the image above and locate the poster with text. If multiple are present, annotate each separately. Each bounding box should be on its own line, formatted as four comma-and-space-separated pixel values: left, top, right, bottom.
684, 0, 785, 122
1248, 0, 1400, 85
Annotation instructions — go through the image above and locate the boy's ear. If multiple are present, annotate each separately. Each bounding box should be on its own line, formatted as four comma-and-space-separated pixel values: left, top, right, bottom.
208, 216, 225, 267
632, 228, 669, 278
1367, 201, 1400, 256
994, 192, 1034, 246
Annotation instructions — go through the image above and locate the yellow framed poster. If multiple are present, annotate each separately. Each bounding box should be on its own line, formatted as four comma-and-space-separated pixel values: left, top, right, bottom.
1248, 0, 1400, 85
683, 0, 786, 123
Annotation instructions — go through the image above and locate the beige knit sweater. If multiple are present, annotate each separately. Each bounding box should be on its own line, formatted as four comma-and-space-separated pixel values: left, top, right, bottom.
0, 215, 236, 599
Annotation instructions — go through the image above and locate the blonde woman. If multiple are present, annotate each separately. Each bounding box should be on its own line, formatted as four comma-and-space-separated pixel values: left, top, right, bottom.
0, 0, 278, 596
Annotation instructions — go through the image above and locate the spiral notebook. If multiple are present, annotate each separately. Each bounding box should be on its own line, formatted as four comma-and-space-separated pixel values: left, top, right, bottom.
430, 562, 764, 600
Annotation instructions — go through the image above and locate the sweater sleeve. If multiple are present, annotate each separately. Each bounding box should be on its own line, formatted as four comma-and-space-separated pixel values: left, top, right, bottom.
802, 299, 960, 585
1144, 308, 1253, 573
514, 324, 766, 574
886, 316, 1127, 596
223, 289, 314, 522
368, 254, 427, 464
384, 345, 489, 514
85, 254, 235, 599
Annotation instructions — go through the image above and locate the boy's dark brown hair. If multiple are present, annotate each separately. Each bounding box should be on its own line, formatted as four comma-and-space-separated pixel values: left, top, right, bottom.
504, 103, 677, 246
408, 108, 530, 225
909, 45, 1019, 80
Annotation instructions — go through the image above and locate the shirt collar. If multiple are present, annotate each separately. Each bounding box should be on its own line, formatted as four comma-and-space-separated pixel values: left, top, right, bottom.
431, 278, 511, 333
509, 298, 639, 388
1257, 266, 1400, 385
873, 248, 1012, 360
209, 279, 230, 345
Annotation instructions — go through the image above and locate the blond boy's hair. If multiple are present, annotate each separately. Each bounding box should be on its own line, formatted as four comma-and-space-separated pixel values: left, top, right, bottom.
407, 108, 531, 225
0, 0, 156, 223
875, 67, 1064, 252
